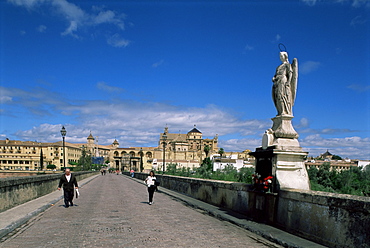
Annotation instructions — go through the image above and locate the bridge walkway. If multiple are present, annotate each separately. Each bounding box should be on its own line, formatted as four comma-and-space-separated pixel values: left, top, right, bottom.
0, 174, 324, 248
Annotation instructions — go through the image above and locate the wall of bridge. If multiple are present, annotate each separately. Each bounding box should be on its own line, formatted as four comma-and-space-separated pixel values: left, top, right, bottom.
0, 171, 99, 212
131, 172, 369, 248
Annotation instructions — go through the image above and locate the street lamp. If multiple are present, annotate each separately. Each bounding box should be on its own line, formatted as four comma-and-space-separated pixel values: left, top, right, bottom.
140, 147, 143, 172
60, 126, 67, 171
162, 133, 167, 174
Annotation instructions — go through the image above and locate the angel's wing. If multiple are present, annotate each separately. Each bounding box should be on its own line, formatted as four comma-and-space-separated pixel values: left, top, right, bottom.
291, 58, 298, 105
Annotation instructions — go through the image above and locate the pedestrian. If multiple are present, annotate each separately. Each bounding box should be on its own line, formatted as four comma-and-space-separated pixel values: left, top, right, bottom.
144, 170, 157, 205
130, 169, 135, 177
58, 168, 78, 208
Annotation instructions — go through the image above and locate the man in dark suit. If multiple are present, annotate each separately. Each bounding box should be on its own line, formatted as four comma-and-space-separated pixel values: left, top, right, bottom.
58, 168, 78, 208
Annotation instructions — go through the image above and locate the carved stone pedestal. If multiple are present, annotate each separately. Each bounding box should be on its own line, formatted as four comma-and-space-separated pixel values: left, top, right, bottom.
251, 146, 310, 191
251, 114, 310, 191
272, 115, 298, 139
272, 149, 310, 190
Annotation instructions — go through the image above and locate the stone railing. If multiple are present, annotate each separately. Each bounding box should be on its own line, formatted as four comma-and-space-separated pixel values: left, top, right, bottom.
0, 171, 99, 212
276, 189, 370, 248
128, 172, 369, 248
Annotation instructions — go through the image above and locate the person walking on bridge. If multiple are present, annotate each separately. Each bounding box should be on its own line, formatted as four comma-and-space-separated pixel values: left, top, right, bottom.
58, 168, 78, 208
144, 171, 157, 205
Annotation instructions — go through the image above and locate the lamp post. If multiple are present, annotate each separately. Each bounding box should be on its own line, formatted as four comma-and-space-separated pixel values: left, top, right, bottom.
162, 133, 167, 174
139, 147, 143, 172
60, 126, 67, 171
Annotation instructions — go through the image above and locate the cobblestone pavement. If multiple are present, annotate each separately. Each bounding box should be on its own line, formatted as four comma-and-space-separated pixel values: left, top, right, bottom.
1, 174, 282, 248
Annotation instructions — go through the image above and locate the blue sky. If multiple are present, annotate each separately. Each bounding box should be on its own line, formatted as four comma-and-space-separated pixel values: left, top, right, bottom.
1, 0, 369, 160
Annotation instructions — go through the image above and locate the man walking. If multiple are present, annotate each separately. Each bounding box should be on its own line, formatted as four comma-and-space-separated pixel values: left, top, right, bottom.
58, 168, 78, 208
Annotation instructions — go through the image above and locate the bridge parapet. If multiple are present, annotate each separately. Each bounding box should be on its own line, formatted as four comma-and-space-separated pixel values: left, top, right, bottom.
130, 172, 369, 248
0, 171, 99, 212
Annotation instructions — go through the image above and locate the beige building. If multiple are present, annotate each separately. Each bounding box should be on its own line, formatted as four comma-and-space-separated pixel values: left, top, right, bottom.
110, 125, 219, 172
0, 138, 82, 171
0, 125, 251, 172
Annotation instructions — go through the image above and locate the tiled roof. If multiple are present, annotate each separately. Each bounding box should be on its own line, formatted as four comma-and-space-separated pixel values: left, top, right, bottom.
188, 127, 202, 134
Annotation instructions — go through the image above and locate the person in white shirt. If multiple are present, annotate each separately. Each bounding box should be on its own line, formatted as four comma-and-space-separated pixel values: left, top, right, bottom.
144, 171, 157, 205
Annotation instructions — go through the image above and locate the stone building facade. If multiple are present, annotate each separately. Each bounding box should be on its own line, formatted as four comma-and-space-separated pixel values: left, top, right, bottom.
0, 126, 220, 172
111, 125, 219, 172
0, 138, 83, 171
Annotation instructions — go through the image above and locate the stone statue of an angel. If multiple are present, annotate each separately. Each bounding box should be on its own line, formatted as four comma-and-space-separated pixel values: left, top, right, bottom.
272, 52, 298, 116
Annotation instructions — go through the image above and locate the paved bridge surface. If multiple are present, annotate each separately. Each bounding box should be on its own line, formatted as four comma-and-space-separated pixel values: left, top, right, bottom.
0, 174, 323, 248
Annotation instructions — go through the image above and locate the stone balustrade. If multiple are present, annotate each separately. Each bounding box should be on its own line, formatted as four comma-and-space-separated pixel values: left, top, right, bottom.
0, 171, 99, 212
130, 172, 369, 247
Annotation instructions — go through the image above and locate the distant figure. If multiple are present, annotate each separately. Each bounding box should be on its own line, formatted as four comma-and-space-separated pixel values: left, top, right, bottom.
100, 168, 104, 176
130, 169, 135, 178
272, 51, 298, 116
58, 168, 78, 208
144, 171, 157, 205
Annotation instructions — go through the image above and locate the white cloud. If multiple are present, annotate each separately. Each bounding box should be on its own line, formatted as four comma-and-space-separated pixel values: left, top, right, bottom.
244, 44, 254, 51
272, 34, 281, 43
152, 60, 164, 68
299, 127, 357, 135
347, 84, 370, 92
93, 10, 124, 29
300, 61, 321, 74
301, 134, 370, 159
351, 0, 370, 8
96, 82, 124, 93
296, 117, 309, 128
220, 138, 261, 152
8, 0, 128, 43
301, 0, 370, 7
37, 25, 47, 32
301, 0, 318, 6
61, 20, 79, 37
0, 95, 12, 104
3, 85, 268, 148
3, 85, 369, 160
350, 15, 367, 26
107, 33, 130, 47
8, 0, 45, 9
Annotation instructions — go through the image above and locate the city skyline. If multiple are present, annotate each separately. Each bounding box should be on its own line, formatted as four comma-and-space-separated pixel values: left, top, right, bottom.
1, 0, 369, 160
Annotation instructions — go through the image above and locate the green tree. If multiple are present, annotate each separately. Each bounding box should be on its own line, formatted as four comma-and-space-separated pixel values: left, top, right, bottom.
166, 163, 178, 175
46, 164, 56, 170
332, 155, 342, 160
218, 164, 238, 181
361, 165, 370, 196
194, 158, 213, 179
204, 145, 211, 158
178, 166, 191, 177
78, 148, 92, 170
317, 162, 332, 188
218, 148, 225, 157
237, 167, 254, 184
307, 166, 318, 183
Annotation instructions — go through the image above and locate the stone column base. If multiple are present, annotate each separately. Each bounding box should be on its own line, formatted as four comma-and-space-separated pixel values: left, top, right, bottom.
273, 149, 310, 190
272, 115, 298, 139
